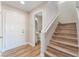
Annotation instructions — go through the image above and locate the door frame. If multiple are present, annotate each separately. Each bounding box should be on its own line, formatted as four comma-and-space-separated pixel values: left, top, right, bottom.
32, 10, 44, 46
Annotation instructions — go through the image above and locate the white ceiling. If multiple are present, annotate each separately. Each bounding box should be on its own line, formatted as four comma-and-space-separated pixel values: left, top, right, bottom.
2, 1, 46, 12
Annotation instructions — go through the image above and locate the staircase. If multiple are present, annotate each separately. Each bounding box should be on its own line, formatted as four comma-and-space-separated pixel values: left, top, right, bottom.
45, 23, 78, 57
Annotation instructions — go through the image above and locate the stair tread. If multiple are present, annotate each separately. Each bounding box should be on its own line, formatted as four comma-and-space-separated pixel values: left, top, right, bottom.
54, 32, 77, 38
50, 41, 78, 52
55, 30, 76, 34
48, 43, 77, 56
53, 35, 77, 40
45, 50, 57, 57
52, 36, 77, 45
57, 26, 76, 29
51, 40, 78, 48
54, 32, 77, 35
54, 31, 77, 35
56, 28, 76, 30
54, 33, 77, 39
45, 47, 73, 57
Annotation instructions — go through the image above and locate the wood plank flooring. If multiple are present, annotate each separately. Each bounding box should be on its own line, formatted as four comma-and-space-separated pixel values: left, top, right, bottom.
2, 43, 40, 57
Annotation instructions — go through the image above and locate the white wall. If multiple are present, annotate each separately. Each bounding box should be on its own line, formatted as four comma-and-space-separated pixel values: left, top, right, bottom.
0, 2, 3, 52
2, 5, 29, 51
58, 2, 76, 23
44, 2, 58, 30
29, 1, 58, 46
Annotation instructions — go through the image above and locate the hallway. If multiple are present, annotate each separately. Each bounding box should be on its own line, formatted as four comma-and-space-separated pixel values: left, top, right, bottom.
0, 1, 79, 57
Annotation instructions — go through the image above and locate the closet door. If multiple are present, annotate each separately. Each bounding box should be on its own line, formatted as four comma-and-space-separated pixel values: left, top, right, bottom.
0, 2, 3, 52
3, 8, 26, 51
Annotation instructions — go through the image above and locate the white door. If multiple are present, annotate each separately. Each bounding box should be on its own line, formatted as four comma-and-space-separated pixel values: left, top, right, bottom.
3, 9, 26, 51
0, 11, 3, 52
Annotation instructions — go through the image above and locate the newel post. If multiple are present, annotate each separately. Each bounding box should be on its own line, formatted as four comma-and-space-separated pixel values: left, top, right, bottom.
40, 32, 46, 57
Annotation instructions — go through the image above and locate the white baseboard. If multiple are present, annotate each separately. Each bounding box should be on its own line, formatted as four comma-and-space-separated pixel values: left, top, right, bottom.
28, 42, 35, 47
18, 42, 34, 47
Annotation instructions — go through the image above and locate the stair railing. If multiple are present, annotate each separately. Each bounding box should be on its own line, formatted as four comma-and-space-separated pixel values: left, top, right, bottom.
40, 13, 59, 56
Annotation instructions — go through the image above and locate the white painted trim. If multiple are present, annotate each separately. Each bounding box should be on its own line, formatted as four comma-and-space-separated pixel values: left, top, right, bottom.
28, 42, 35, 47
32, 10, 44, 47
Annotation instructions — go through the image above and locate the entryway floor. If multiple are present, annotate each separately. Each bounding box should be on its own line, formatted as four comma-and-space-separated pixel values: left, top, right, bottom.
2, 43, 40, 57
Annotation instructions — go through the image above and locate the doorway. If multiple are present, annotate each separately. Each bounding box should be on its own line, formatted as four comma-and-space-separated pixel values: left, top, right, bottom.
34, 12, 43, 56
35, 12, 42, 45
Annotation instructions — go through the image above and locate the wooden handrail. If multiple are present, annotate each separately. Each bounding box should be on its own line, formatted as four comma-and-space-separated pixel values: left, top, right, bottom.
42, 13, 59, 33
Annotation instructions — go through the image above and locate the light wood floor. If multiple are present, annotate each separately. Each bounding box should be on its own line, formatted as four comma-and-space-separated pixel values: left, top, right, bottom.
2, 43, 40, 57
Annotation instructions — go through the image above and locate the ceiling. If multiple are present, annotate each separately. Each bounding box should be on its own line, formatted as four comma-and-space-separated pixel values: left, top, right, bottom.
2, 1, 46, 12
